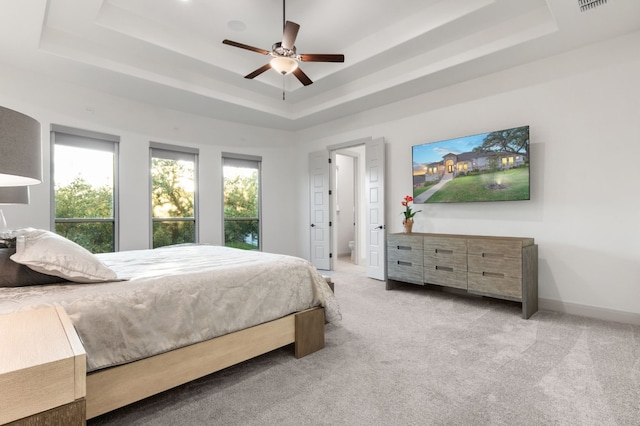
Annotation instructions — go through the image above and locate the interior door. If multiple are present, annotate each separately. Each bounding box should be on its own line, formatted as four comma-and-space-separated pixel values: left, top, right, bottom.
365, 138, 386, 280
309, 150, 331, 270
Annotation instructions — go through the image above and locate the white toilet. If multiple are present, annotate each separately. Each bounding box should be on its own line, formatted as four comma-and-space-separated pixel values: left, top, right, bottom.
348, 241, 355, 262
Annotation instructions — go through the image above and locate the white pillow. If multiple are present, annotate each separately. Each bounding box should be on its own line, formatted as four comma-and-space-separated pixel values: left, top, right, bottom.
10, 229, 118, 283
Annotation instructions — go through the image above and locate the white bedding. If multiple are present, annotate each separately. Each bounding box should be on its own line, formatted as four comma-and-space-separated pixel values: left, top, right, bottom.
0, 245, 340, 372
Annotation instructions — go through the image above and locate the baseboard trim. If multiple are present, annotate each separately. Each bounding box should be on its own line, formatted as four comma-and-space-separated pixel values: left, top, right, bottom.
539, 298, 640, 326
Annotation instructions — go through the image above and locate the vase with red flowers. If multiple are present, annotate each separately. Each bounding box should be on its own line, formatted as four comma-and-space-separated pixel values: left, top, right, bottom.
401, 195, 421, 233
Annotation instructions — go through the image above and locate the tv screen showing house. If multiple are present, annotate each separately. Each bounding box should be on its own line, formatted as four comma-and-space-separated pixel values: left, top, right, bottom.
412, 125, 530, 203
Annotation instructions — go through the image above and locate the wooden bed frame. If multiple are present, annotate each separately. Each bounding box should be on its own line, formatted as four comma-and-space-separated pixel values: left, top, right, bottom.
85, 306, 325, 419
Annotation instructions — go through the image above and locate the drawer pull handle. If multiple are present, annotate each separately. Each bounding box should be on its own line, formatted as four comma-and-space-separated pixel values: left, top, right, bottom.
482, 253, 504, 259
435, 266, 453, 272
397, 245, 412, 251
397, 261, 412, 266
435, 249, 453, 255
482, 271, 504, 278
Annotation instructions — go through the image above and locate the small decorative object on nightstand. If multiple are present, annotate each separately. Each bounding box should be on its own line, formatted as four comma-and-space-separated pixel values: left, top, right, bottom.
0, 186, 30, 241
0, 236, 16, 249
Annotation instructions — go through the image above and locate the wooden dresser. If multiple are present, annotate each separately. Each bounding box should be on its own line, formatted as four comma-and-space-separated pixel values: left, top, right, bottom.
0, 307, 86, 425
387, 233, 538, 319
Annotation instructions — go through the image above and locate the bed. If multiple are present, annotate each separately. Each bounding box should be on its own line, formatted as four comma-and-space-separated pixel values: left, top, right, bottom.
0, 229, 339, 420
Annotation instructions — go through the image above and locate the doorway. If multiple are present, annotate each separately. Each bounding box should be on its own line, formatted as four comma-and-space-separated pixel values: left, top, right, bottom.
332, 146, 365, 273
309, 138, 386, 280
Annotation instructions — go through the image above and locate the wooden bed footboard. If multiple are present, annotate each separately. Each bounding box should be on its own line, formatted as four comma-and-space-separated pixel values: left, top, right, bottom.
85, 307, 325, 419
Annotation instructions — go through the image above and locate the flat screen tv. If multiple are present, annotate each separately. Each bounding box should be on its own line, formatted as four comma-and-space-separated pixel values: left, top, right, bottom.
412, 125, 530, 203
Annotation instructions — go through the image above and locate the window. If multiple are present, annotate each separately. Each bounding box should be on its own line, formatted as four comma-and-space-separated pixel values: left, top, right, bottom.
150, 143, 198, 248
51, 125, 119, 253
222, 153, 261, 250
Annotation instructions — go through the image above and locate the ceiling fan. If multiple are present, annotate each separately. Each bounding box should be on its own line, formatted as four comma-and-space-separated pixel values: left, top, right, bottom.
222, 0, 344, 87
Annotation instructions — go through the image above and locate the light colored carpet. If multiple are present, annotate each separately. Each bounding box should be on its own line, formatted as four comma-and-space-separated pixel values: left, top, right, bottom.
89, 267, 640, 425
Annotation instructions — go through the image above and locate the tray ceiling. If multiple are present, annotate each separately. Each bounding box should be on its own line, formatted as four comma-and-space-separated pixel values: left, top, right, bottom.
1, 0, 639, 130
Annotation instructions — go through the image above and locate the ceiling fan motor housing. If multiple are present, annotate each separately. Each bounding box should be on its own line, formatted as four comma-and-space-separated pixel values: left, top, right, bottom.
272, 42, 298, 59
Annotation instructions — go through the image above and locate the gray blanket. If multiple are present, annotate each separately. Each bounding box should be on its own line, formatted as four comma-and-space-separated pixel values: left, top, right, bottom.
0, 245, 340, 371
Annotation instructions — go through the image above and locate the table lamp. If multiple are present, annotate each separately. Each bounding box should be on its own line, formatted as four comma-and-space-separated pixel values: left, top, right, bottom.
0, 106, 42, 186
0, 105, 40, 241
0, 186, 30, 239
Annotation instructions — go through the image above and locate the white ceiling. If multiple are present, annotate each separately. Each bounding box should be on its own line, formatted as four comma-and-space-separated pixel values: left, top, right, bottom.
1, 0, 639, 130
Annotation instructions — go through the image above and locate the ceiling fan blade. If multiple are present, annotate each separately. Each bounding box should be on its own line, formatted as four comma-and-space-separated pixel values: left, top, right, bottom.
222, 39, 270, 55
282, 21, 300, 50
245, 63, 272, 79
292, 67, 313, 86
299, 54, 345, 63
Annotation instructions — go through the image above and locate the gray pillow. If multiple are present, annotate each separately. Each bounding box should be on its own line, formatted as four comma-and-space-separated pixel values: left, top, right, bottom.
0, 248, 68, 287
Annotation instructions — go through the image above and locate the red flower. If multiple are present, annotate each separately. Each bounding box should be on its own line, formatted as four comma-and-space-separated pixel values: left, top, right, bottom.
401, 195, 421, 219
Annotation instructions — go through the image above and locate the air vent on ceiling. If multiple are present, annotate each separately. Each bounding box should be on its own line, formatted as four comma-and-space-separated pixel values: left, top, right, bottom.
578, 0, 608, 12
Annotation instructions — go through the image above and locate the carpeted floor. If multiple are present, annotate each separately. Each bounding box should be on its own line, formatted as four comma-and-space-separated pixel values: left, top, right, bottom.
89, 265, 640, 425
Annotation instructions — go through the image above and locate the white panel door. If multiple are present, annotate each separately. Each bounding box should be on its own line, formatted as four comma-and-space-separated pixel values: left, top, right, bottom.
309, 150, 331, 270
365, 138, 386, 280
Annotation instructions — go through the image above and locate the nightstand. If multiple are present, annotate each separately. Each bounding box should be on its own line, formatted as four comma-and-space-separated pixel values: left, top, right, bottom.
0, 307, 86, 425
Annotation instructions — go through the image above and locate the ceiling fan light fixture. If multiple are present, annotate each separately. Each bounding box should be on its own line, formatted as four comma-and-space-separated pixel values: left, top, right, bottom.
222, 0, 343, 88
270, 56, 298, 75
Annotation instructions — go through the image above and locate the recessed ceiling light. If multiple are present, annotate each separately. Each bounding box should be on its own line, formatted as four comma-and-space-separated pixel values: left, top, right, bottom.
227, 20, 246, 32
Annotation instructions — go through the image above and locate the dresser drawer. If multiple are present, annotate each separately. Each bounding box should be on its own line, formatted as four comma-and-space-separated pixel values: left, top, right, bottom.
424, 265, 467, 289
387, 234, 423, 266
388, 247, 423, 265
468, 254, 522, 279
468, 272, 522, 300
424, 236, 467, 255
467, 239, 523, 258
388, 261, 423, 285
387, 234, 423, 252
424, 236, 467, 289
424, 252, 467, 271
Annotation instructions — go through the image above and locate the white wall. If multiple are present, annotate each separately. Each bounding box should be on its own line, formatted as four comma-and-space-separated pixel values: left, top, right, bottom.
2, 30, 639, 322
0, 65, 300, 255
295, 31, 640, 321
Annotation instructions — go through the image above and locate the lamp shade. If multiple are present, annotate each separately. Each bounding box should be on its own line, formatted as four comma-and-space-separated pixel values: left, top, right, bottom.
0, 106, 42, 186
270, 56, 299, 75
0, 186, 30, 204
